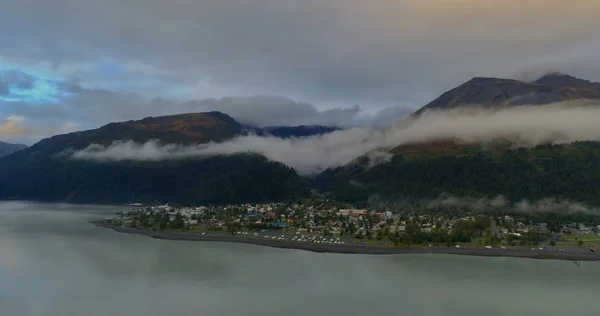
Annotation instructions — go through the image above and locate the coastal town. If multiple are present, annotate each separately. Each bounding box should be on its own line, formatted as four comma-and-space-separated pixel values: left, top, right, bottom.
102, 194, 600, 252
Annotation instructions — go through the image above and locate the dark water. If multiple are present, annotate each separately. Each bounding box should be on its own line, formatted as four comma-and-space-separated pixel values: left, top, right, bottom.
1, 202, 599, 316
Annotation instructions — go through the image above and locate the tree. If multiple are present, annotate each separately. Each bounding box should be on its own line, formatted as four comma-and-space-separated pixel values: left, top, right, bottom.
347, 222, 357, 235
445, 233, 452, 247
169, 213, 185, 230
141, 219, 151, 228
403, 234, 413, 248
324, 142, 600, 207
578, 240, 584, 247
225, 222, 237, 234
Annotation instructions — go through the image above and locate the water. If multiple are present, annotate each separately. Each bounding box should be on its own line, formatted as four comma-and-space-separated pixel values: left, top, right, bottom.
1, 202, 599, 316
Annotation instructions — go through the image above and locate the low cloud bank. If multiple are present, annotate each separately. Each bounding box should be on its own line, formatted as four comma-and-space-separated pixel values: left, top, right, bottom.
184, 96, 413, 128
72, 101, 600, 174
425, 195, 600, 214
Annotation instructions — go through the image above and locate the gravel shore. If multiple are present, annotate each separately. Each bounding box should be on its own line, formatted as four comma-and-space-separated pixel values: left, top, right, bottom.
92, 220, 600, 261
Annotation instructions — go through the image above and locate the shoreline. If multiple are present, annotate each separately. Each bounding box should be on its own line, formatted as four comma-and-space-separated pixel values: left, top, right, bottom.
91, 220, 600, 261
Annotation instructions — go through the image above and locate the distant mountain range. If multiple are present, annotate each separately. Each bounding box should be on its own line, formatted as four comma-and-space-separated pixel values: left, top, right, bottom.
1, 73, 599, 206
0, 141, 27, 158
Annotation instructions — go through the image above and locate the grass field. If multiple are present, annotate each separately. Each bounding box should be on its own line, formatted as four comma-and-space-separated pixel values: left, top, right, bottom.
563, 235, 600, 242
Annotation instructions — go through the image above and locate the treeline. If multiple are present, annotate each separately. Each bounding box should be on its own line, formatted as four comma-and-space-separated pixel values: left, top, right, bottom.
0, 153, 308, 205
317, 141, 600, 206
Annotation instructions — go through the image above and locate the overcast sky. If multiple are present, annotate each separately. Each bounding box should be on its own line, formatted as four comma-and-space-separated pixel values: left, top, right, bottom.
2, 0, 600, 144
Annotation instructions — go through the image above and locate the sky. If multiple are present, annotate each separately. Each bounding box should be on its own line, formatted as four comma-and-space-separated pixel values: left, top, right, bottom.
2, 0, 600, 144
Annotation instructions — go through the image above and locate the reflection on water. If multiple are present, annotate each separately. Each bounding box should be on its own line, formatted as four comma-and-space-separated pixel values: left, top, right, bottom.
1, 202, 599, 316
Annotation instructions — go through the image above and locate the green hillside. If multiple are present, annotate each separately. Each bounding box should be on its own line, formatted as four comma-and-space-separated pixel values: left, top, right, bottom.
0, 112, 308, 205
316, 141, 600, 206
0, 141, 27, 157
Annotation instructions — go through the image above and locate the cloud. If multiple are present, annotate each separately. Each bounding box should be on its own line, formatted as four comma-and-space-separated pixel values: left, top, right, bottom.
72, 129, 383, 174
0, 116, 26, 136
434, 196, 600, 215
0, 72, 413, 144
0, 115, 80, 145
2, 1, 600, 145
183, 96, 409, 127
425, 194, 600, 215
0, 81, 8, 95
71, 101, 600, 174
0, 69, 74, 104
513, 198, 600, 214
1, 0, 600, 106
426, 195, 509, 212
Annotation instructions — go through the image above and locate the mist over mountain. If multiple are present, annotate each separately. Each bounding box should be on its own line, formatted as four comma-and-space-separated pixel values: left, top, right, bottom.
70, 74, 600, 174
0, 112, 308, 205
0, 141, 27, 158
251, 125, 341, 139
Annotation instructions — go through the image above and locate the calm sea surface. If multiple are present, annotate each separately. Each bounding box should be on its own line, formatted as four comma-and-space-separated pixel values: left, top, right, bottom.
1, 202, 599, 316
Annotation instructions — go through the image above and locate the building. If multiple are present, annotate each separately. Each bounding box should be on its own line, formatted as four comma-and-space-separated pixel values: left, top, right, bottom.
272, 222, 288, 228
350, 210, 368, 217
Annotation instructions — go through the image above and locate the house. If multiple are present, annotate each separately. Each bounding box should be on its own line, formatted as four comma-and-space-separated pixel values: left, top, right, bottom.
350, 210, 368, 217
246, 210, 260, 217
266, 211, 277, 219
338, 209, 351, 216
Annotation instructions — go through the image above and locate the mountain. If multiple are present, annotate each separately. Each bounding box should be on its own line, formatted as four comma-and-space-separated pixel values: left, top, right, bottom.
0, 141, 27, 157
0, 112, 307, 205
253, 125, 341, 138
534, 73, 600, 91
414, 74, 600, 114
37, 111, 244, 151
318, 74, 600, 206
316, 141, 600, 206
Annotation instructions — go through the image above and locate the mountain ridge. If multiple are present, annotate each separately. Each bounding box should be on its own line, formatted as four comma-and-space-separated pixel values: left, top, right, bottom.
414, 73, 600, 114
0, 112, 309, 205
0, 141, 27, 158
319, 73, 600, 206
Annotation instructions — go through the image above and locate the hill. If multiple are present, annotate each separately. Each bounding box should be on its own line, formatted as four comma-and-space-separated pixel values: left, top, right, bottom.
0, 112, 307, 205
534, 73, 600, 91
317, 74, 600, 206
0, 141, 27, 157
316, 141, 600, 206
